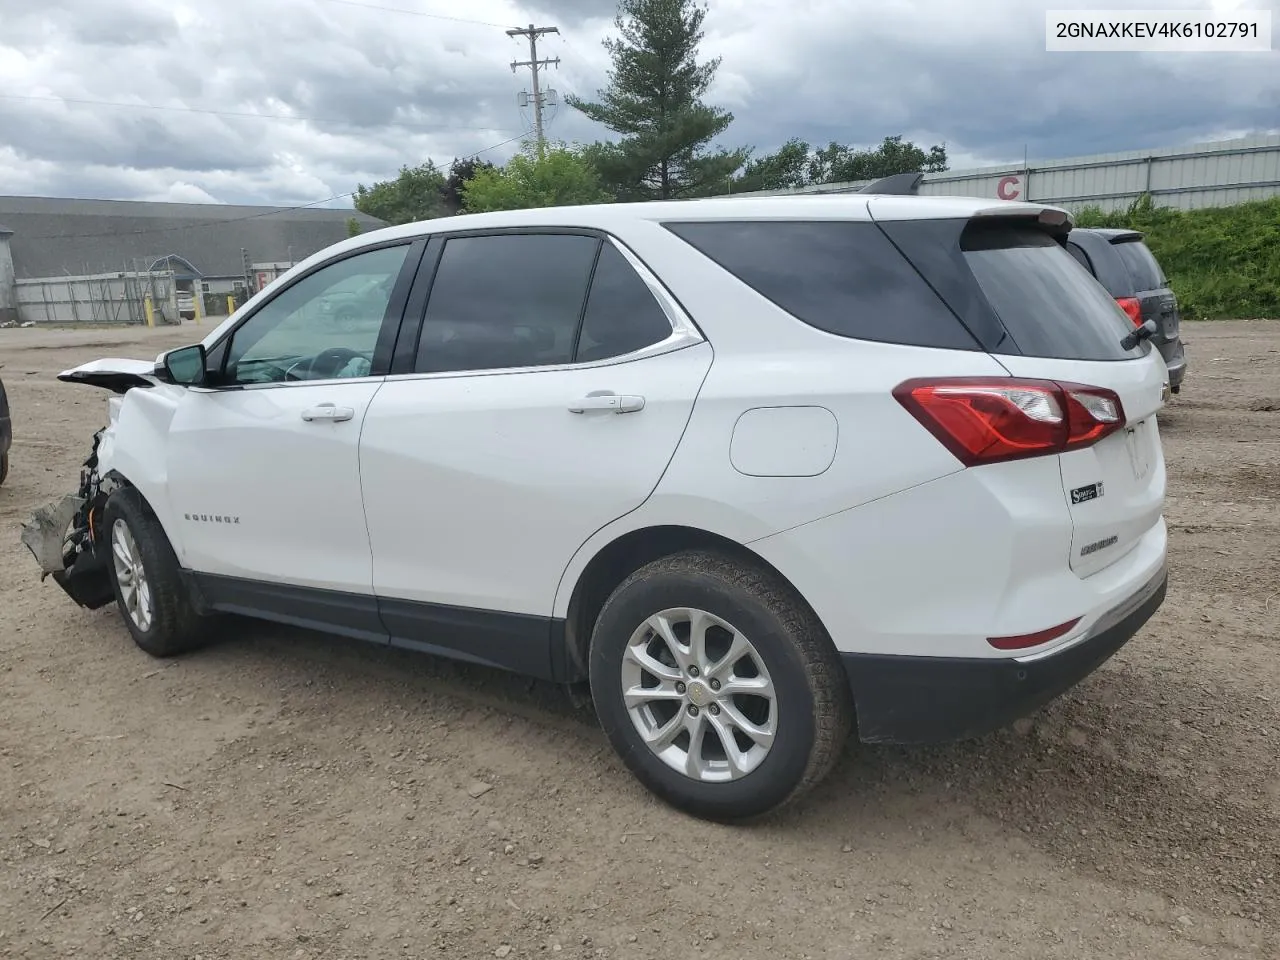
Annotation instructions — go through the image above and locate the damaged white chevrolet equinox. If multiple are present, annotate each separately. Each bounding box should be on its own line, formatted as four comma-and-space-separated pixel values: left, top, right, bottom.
24, 193, 1170, 822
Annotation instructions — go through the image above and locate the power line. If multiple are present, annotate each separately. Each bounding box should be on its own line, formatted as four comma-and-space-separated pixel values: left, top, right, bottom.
463, 131, 531, 160
1, 94, 521, 134
313, 0, 513, 28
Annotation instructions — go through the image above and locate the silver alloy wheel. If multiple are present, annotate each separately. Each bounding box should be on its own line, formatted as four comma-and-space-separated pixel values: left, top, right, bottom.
621, 607, 777, 782
111, 518, 154, 632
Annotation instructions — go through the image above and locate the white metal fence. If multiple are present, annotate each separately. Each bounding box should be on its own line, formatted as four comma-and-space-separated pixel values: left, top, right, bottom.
14, 270, 177, 325
734, 134, 1280, 212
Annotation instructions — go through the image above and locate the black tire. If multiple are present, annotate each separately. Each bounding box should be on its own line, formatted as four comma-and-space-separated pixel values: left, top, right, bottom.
0, 451, 8, 486
103, 487, 207, 657
588, 549, 853, 823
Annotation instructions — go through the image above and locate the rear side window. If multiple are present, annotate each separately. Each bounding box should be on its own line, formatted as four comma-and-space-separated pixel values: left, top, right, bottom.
961, 222, 1142, 361
663, 220, 979, 350
1111, 239, 1165, 291
576, 244, 674, 362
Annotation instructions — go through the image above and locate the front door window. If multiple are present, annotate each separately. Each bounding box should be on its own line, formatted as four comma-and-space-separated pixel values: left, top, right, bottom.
222, 244, 410, 385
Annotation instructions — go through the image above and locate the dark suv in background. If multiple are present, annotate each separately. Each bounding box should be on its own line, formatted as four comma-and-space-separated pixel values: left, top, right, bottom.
0, 373, 10, 485
1066, 228, 1188, 393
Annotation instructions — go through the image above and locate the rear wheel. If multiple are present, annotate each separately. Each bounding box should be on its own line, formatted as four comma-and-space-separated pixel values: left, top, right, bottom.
0, 452, 8, 486
589, 550, 853, 822
104, 487, 207, 657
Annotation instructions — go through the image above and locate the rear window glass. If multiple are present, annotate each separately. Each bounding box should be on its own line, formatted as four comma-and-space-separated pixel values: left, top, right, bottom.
662, 220, 978, 351
1111, 239, 1165, 291
1065, 241, 1093, 273
961, 222, 1144, 362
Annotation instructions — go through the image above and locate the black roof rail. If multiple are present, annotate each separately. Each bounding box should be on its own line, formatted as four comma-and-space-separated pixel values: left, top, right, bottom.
856, 172, 923, 195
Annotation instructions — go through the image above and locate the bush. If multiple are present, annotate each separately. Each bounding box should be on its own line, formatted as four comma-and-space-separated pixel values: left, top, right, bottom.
1073, 194, 1280, 320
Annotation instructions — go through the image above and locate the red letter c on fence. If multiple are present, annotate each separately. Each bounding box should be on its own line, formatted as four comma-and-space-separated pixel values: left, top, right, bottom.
997, 175, 1021, 201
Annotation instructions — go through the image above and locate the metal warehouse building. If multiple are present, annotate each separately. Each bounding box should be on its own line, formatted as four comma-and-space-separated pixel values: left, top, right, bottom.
735, 133, 1280, 211
0, 197, 384, 326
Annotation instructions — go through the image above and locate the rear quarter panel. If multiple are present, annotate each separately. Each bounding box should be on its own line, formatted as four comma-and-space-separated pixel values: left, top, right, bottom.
552, 220, 1011, 619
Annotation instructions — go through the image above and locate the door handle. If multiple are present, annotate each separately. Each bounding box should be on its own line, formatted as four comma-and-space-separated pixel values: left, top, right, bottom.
568, 394, 645, 414
301, 403, 355, 422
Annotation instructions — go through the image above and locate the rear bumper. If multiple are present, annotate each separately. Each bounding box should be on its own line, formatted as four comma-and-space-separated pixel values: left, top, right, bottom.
841, 564, 1167, 744
1159, 339, 1186, 390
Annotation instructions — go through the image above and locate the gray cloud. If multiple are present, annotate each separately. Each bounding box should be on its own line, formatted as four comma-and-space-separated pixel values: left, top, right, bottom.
0, 0, 1276, 204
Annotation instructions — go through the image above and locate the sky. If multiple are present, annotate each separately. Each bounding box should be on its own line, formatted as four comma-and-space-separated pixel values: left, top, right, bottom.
0, 0, 1276, 206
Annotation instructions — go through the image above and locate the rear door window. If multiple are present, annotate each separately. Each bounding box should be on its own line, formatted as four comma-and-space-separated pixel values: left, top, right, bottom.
414, 233, 598, 374
1111, 239, 1165, 291
663, 220, 979, 350
960, 222, 1144, 361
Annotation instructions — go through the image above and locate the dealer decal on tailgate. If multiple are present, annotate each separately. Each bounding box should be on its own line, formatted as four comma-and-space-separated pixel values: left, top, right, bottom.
1070, 481, 1105, 504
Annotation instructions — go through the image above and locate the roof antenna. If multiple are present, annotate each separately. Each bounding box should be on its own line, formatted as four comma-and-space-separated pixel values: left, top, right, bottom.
857, 172, 923, 195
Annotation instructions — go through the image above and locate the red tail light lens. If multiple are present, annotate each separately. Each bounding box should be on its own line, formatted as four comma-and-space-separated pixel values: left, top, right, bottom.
1115, 296, 1143, 326
893, 378, 1126, 466
988, 616, 1082, 651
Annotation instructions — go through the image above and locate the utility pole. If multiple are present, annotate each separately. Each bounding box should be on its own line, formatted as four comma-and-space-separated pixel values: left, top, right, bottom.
507, 23, 559, 155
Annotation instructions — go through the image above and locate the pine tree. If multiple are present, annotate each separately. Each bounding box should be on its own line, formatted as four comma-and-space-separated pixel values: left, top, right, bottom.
567, 0, 747, 200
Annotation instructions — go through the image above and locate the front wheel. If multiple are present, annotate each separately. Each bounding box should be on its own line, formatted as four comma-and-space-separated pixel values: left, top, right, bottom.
589, 550, 853, 822
104, 488, 207, 657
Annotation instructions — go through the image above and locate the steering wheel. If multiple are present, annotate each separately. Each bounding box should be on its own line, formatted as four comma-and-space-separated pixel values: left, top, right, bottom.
285, 346, 365, 381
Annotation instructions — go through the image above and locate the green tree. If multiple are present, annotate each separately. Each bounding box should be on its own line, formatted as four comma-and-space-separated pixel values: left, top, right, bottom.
808, 135, 948, 185
441, 157, 496, 215
353, 160, 447, 224
345, 216, 362, 237
731, 137, 811, 193
566, 0, 748, 200
460, 141, 612, 213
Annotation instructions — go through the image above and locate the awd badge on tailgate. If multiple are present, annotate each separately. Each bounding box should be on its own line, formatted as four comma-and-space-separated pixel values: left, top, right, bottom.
1070, 481, 1104, 505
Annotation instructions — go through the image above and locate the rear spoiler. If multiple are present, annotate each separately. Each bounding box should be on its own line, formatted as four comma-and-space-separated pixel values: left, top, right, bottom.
857, 172, 923, 196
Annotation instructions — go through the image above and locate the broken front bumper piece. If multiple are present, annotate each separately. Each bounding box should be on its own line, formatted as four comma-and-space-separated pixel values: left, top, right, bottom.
20, 428, 117, 610
21, 495, 115, 609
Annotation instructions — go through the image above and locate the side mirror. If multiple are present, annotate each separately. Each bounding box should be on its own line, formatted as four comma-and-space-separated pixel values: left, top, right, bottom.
160, 344, 207, 386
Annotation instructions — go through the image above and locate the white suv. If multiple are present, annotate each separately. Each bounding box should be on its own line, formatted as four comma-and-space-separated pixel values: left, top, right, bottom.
26, 194, 1169, 822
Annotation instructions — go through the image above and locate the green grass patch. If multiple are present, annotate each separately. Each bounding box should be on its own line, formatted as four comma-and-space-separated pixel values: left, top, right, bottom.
1072, 194, 1280, 320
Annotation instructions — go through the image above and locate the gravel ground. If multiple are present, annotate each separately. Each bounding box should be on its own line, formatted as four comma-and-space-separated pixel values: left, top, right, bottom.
1, 320, 1277, 960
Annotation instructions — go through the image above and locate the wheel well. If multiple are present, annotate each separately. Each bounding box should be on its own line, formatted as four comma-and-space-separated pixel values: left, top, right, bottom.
561, 525, 815, 682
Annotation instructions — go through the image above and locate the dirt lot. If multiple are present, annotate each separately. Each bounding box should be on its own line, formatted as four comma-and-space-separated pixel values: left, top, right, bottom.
1, 321, 1277, 959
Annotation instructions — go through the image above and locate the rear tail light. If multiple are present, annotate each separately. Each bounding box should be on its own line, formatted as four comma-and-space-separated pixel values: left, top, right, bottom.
893, 377, 1126, 466
1115, 296, 1143, 326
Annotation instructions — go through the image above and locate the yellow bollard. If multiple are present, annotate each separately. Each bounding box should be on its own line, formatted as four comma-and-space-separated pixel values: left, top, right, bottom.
193, 290, 203, 326
226, 295, 235, 317
143, 295, 155, 329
